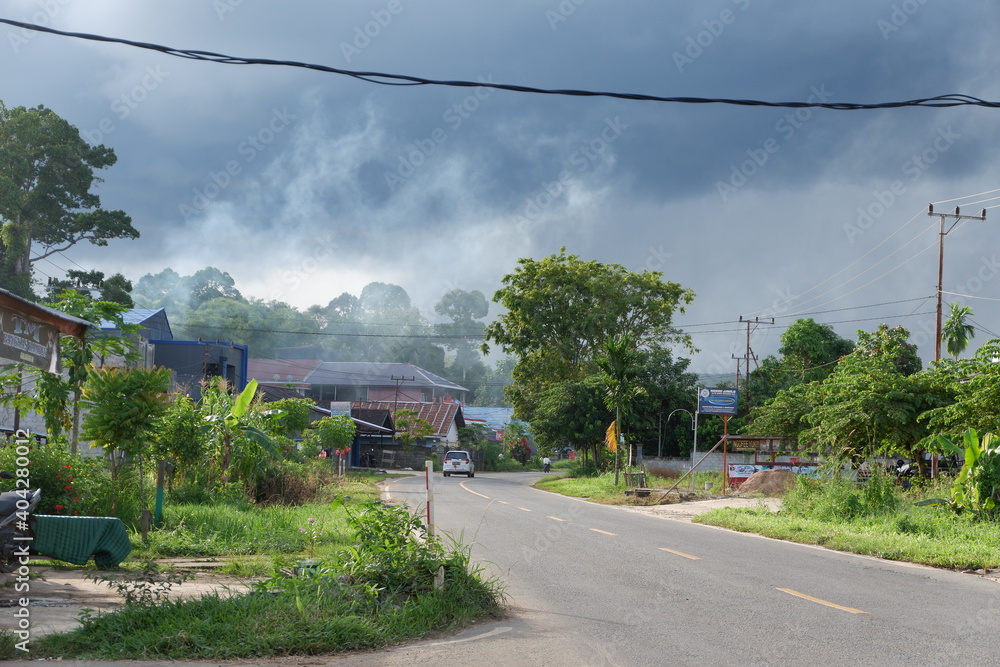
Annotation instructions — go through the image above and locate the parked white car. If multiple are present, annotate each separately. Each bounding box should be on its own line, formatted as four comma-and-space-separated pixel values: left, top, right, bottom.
443, 450, 475, 477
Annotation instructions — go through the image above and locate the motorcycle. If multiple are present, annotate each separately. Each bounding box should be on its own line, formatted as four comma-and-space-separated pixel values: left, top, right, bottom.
0, 471, 42, 573
0, 471, 132, 572
543, 459, 551, 473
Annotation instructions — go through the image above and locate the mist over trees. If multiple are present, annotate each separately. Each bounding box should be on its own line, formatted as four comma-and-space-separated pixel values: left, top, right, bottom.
133, 267, 493, 403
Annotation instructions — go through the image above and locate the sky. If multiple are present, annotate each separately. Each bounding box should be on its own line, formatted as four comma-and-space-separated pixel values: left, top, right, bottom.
3, 1, 1000, 376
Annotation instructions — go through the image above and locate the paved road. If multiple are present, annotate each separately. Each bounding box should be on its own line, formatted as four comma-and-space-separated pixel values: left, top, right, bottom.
10, 472, 999, 667
325, 471, 1000, 666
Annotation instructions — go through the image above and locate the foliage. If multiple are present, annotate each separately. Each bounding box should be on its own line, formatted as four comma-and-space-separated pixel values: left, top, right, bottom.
942, 302, 975, 359
474, 356, 515, 408
81, 365, 172, 479
597, 331, 645, 481
149, 393, 204, 483
0, 439, 140, 522
530, 376, 611, 465
31, 491, 502, 661
934, 429, 1000, 519
261, 397, 316, 438
199, 378, 284, 491
0, 102, 137, 298
781, 473, 901, 522
299, 415, 356, 458
483, 249, 694, 423
778, 318, 854, 382
85, 559, 194, 608
433, 288, 490, 401
920, 340, 1000, 438
394, 408, 433, 451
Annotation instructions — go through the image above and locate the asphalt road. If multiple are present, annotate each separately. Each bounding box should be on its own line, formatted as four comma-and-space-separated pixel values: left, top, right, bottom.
326, 471, 1000, 667
10, 472, 999, 667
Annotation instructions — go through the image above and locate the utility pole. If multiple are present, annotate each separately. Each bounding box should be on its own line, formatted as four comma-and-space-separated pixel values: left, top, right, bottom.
927, 204, 986, 478
733, 316, 774, 409
390, 374, 415, 437
928, 205, 987, 363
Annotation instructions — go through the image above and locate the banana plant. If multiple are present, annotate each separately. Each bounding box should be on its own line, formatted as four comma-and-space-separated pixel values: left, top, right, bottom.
201, 378, 283, 486
923, 429, 1000, 518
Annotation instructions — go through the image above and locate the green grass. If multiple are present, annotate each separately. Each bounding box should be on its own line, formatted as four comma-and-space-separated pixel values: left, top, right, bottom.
535, 469, 723, 503
695, 504, 1000, 569
0, 471, 505, 661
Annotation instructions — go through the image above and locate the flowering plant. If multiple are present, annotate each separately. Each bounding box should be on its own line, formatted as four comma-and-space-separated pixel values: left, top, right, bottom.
299, 517, 325, 558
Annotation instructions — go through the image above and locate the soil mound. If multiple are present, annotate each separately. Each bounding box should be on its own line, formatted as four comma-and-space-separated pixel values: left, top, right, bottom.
736, 469, 796, 497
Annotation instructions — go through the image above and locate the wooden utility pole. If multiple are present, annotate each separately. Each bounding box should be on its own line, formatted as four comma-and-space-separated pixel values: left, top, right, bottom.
927, 204, 986, 477
733, 316, 773, 409
928, 205, 986, 363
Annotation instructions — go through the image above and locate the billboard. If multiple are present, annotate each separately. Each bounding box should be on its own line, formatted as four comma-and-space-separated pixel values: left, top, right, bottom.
0, 305, 59, 373
697, 387, 738, 415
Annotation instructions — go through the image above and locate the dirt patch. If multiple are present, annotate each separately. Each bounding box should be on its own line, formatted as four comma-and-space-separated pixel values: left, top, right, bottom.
620, 495, 781, 522
735, 469, 796, 497
0, 560, 254, 637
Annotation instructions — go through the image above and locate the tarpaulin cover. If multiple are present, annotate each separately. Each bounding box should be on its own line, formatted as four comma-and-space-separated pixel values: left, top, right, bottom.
31, 515, 132, 568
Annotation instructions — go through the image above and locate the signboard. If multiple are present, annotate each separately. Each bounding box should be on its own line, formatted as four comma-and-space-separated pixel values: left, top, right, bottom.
697, 387, 738, 415
0, 305, 59, 373
724, 436, 786, 452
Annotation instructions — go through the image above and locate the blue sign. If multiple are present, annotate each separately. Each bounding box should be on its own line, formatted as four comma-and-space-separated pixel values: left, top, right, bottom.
697, 387, 738, 415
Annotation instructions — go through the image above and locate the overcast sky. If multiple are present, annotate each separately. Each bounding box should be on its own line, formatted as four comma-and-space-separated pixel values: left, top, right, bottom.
3, 1, 1000, 375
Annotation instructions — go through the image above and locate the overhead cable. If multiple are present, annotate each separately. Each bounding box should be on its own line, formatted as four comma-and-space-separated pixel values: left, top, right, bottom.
2, 18, 1000, 110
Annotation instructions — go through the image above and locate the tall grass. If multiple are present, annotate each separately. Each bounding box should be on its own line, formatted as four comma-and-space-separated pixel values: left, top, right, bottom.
697, 473, 1000, 569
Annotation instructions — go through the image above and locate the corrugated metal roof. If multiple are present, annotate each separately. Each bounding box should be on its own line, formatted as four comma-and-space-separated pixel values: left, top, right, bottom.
354, 401, 465, 438
305, 362, 468, 392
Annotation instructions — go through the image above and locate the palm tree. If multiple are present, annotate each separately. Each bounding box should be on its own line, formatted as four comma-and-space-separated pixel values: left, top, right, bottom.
597, 332, 645, 485
942, 303, 976, 359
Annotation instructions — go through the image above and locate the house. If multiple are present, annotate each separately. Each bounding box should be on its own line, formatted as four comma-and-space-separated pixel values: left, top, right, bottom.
101, 308, 249, 399
248, 359, 469, 404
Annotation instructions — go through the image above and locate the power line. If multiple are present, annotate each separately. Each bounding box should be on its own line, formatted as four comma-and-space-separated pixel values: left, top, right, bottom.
3, 18, 999, 111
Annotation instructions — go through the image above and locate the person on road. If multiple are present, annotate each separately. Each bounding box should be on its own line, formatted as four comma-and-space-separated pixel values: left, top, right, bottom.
542, 456, 551, 473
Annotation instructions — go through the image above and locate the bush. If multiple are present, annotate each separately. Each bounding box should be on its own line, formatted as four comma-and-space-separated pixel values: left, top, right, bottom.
0, 439, 141, 525
782, 472, 901, 522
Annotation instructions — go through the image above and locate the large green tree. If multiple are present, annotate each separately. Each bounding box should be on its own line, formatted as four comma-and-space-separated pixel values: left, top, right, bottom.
0, 102, 137, 297
434, 289, 489, 398
483, 249, 695, 423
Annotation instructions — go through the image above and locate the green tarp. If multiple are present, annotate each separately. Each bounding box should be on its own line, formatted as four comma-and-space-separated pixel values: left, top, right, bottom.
31, 515, 132, 568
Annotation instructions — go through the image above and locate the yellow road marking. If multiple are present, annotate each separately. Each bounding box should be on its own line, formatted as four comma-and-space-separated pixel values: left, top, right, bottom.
518, 507, 533, 512
659, 547, 701, 560
497, 500, 509, 505
547, 516, 567, 522
777, 588, 869, 615
459, 481, 490, 499
590, 528, 617, 536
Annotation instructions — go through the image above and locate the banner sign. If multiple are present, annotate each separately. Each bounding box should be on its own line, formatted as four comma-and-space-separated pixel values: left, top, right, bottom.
697, 387, 738, 415
0, 305, 60, 373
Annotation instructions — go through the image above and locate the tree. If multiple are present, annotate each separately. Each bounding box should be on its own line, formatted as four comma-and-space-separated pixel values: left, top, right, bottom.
921, 340, 1000, 438
475, 357, 515, 408
44, 289, 142, 453
597, 332, 645, 483
150, 393, 205, 484
199, 378, 283, 489
394, 408, 434, 450
483, 249, 695, 422
434, 289, 489, 397
778, 318, 854, 382
630, 345, 700, 456
47, 269, 133, 307
0, 102, 137, 298
530, 376, 611, 465
942, 302, 975, 359
300, 415, 357, 457
81, 366, 172, 479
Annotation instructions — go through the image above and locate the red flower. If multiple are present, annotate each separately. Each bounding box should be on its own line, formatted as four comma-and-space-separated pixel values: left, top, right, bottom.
55, 504, 63, 510
64, 485, 73, 491
64, 465, 72, 468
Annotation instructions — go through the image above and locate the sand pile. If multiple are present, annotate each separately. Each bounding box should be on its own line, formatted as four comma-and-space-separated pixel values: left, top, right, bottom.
736, 469, 796, 497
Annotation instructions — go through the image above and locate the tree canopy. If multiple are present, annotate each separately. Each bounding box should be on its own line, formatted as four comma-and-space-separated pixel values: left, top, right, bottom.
0, 102, 138, 297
